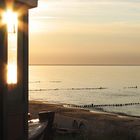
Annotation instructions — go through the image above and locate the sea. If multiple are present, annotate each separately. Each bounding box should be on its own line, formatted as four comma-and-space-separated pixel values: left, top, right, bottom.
29, 65, 140, 117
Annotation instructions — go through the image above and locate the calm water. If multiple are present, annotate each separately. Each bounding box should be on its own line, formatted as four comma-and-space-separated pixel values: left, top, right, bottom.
29, 66, 140, 116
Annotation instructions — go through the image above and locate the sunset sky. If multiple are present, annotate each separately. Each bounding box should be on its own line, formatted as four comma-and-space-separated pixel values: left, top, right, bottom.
29, 0, 140, 65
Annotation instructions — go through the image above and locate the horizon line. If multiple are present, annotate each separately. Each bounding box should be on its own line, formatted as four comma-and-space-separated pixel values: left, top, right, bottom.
29, 64, 140, 66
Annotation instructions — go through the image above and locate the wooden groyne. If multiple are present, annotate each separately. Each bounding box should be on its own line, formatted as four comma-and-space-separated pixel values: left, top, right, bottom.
68, 102, 140, 109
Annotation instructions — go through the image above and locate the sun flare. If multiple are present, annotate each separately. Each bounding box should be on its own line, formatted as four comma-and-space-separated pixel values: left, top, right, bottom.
3, 10, 18, 84
7, 64, 17, 84
2, 10, 18, 33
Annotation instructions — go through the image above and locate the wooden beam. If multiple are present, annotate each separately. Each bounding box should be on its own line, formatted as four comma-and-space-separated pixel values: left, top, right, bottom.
16, 0, 38, 8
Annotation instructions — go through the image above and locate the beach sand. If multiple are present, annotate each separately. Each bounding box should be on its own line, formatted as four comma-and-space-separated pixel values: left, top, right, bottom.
29, 101, 140, 140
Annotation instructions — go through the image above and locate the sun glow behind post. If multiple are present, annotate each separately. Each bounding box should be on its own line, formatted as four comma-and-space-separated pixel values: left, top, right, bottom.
2, 10, 18, 84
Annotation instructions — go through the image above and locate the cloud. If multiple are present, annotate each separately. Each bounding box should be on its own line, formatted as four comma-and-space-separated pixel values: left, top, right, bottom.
30, 0, 140, 22
30, 16, 57, 20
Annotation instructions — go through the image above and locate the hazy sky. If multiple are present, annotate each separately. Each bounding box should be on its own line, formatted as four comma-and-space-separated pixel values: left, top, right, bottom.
29, 0, 140, 65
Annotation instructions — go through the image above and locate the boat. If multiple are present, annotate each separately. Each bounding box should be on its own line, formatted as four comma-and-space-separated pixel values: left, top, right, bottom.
28, 111, 55, 140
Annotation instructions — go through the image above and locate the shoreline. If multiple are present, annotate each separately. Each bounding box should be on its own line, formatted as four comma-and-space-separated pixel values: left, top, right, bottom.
29, 100, 140, 140
29, 100, 140, 118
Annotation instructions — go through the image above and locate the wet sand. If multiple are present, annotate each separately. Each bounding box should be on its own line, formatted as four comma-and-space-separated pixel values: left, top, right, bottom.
29, 101, 140, 140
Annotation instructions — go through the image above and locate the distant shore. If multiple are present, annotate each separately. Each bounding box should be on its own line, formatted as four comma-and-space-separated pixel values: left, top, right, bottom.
29, 100, 140, 140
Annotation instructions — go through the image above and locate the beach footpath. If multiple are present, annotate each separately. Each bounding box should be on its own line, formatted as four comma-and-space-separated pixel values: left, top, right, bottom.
29, 101, 140, 140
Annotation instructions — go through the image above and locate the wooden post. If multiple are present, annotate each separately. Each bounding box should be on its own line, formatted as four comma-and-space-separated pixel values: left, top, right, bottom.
0, 1, 37, 139
0, 2, 7, 138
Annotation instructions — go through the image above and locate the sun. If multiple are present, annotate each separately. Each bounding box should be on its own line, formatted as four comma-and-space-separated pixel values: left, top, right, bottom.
2, 10, 18, 33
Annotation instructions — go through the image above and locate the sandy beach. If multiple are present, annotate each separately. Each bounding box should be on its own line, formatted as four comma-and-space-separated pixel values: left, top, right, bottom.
29, 101, 140, 140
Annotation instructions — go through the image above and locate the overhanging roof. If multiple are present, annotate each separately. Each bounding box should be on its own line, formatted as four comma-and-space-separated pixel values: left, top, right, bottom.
16, 0, 38, 8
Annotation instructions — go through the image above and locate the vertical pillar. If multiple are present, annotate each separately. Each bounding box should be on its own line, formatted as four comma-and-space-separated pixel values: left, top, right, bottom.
18, 10, 29, 140
23, 11, 29, 140
0, 5, 7, 139
0, 1, 37, 139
